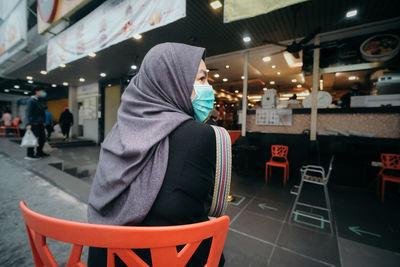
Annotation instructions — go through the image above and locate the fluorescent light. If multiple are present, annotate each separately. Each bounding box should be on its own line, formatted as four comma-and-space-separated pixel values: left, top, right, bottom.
277, 72, 281, 75
263, 87, 267, 91
88, 52, 96, 57
235, 90, 239, 93
214, 74, 220, 78
272, 65, 276, 69
270, 81, 275, 85
241, 76, 245, 80
243, 36, 251, 43
223, 78, 228, 82
28, 80, 33, 84
131, 65, 137, 70
292, 79, 297, 82
346, 10, 357, 18
4, 89, 10, 92
280, 97, 290, 101
262, 56, 271, 62
283, 51, 303, 68
63, 82, 69, 86
348, 76, 357, 80
59, 64, 66, 68
281, 94, 293, 97
297, 84, 302, 88
238, 94, 243, 98
210, 0, 222, 9
100, 73, 106, 77
26, 76, 33, 80
133, 34, 142, 40
225, 65, 230, 69
14, 85, 20, 89
108, 84, 112, 87
79, 78, 85, 82
40, 70, 47, 75
51, 84, 57, 87
248, 95, 262, 101
24, 91, 29, 95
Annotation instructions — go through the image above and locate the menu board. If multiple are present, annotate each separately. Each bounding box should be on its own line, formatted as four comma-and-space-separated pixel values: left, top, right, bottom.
256, 109, 292, 126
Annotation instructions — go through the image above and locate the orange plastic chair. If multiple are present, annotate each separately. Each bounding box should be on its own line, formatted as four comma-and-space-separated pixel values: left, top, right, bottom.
377, 153, 400, 203
265, 145, 289, 186
19, 201, 229, 267
0, 117, 21, 137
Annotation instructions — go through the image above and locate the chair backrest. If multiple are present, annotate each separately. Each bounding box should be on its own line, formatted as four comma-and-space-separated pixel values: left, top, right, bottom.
20, 201, 230, 267
381, 153, 400, 170
13, 117, 21, 128
271, 145, 289, 159
325, 156, 335, 182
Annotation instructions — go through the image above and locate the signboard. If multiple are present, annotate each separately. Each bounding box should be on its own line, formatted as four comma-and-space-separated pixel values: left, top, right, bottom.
46, 0, 186, 71
0, 0, 27, 64
224, 0, 308, 23
37, 0, 91, 34
256, 109, 292, 126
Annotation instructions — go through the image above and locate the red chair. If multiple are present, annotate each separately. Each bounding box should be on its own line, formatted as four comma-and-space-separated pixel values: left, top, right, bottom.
378, 153, 400, 203
0, 117, 21, 137
265, 145, 289, 186
228, 130, 241, 145
19, 201, 229, 267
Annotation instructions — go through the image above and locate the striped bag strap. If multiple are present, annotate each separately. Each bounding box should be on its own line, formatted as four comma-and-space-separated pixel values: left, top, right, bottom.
208, 125, 232, 217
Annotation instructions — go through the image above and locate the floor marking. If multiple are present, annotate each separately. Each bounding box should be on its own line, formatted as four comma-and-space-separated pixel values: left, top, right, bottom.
230, 195, 255, 225
348, 226, 381, 238
229, 195, 246, 206
258, 203, 278, 211
294, 210, 325, 229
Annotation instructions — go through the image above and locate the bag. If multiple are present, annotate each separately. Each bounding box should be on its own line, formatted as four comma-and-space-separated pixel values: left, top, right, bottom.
20, 130, 38, 148
208, 126, 232, 217
43, 142, 53, 153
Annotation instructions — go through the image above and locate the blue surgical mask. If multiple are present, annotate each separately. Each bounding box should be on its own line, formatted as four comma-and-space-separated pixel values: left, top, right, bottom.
40, 92, 47, 98
192, 84, 215, 122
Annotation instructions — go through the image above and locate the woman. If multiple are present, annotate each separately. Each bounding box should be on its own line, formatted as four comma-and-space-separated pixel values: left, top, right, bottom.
88, 43, 229, 266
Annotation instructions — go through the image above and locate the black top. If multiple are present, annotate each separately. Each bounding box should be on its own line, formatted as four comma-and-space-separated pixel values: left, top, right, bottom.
88, 120, 223, 266
25, 96, 45, 126
59, 110, 74, 125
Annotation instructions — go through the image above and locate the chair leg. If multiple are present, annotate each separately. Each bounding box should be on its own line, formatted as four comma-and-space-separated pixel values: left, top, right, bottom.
381, 179, 385, 203
283, 167, 286, 186
265, 164, 269, 183
289, 177, 305, 223
323, 183, 334, 235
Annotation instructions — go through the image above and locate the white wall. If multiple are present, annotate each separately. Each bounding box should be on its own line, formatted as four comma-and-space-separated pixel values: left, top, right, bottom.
76, 83, 100, 143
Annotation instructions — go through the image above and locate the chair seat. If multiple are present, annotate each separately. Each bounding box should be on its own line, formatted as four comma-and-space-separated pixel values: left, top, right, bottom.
304, 175, 324, 183
382, 174, 400, 182
266, 161, 288, 167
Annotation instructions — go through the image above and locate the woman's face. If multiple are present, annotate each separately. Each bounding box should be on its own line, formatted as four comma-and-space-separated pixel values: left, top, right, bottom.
191, 59, 209, 100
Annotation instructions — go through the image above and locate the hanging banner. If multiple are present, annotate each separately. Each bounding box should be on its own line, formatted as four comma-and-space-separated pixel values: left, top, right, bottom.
46, 0, 186, 72
224, 0, 308, 23
0, 0, 27, 64
37, 0, 91, 34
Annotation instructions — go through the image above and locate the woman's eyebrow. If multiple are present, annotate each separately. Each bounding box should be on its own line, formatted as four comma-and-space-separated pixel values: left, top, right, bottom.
198, 69, 208, 77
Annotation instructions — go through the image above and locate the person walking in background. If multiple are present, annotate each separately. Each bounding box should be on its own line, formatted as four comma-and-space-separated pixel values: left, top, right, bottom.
1, 109, 12, 126
44, 106, 53, 141
206, 109, 219, 125
25, 88, 48, 160
59, 107, 73, 141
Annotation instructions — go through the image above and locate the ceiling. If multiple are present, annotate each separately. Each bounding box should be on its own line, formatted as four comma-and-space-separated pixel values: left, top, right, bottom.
1, 0, 400, 97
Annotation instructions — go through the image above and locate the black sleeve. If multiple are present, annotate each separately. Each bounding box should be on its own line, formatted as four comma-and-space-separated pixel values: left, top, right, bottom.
25, 98, 33, 126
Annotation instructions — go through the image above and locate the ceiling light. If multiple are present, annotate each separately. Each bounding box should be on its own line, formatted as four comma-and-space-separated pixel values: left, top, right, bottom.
14, 85, 20, 89
210, 0, 222, 9
270, 81, 275, 85
223, 78, 228, 82
297, 84, 302, 88
272, 65, 276, 69
292, 79, 297, 82
226, 65, 230, 69
26, 76, 33, 80
262, 56, 271, 62
100, 73, 106, 77
277, 72, 281, 75
24, 91, 29, 95
243, 36, 251, 43
59, 64, 66, 68
88, 52, 96, 57
214, 74, 220, 78
133, 34, 142, 40
63, 82, 69, 86
28, 80, 33, 84
131, 65, 137, 70
235, 90, 239, 93
79, 78, 85, 82
346, 10, 357, 18
283, 51, 303, 68
40, 70, 47, 75
206, 69, 210, 72
348, 76, 357, 80
4, 89, 10, 92
108, 84, 112, 87
263, 87, 267, 91
281, 93, 294, 97
51, 84, 56, 87
241, 76, 245, 80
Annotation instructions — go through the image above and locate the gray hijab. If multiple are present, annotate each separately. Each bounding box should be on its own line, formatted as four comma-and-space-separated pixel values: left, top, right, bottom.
88, 43, 206, 225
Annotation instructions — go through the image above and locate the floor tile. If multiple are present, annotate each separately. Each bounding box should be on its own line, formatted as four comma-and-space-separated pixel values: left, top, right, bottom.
339, 237, 400, 267
269, 247, 333, 267
244, 197, 290, 221
223, 229, 274, 267
277, 223, 340, 266
225, 205, 241, 221
230, 210, 283, 244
